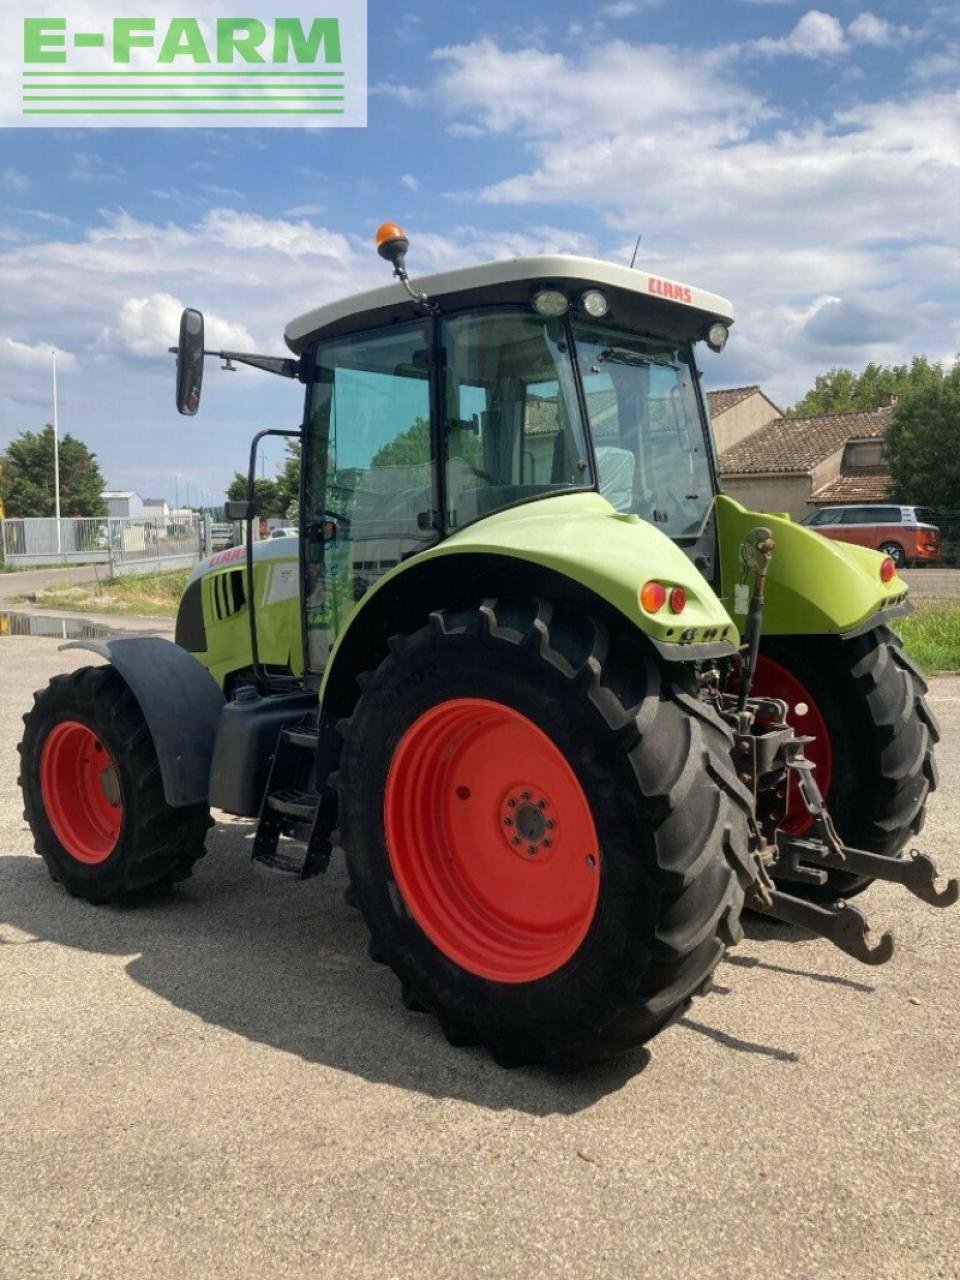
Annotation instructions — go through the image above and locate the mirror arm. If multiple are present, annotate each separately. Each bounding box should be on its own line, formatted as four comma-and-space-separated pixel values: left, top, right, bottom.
167, 348, 301, 380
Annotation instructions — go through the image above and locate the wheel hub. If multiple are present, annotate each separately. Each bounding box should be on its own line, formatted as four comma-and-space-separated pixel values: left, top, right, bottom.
500, 789, 556, 857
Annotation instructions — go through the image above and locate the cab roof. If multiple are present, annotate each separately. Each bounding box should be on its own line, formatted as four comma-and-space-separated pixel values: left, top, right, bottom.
284, 254, 734, 354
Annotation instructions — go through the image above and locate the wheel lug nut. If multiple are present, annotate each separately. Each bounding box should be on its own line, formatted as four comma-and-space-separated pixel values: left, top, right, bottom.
542, 839, 551, 848
527, 845, 537, 855
521, 791, 531, 801
537, 799, 546, 809
512, 836, 521, 846
503, 817, 513, 826
507, 797, 516, 809
545, 819, 556, 830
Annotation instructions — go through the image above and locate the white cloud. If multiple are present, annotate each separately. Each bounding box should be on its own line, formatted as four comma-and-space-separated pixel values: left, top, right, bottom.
111, 293, 254, 358
601, 2, 660, 17
848, 12, 910, 47
401, 173, 420, 192
752, 10, 847, 58
0, 337, 77, 370
69, 151, 124, 183
283, 203, 327, 217
370, 82, 426, 107
1, 167, 28, 193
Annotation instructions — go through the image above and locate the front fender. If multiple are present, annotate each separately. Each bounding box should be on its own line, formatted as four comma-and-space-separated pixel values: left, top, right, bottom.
715, 494, 909, 636
320, 492, 738, 705
61, 636, 224, 807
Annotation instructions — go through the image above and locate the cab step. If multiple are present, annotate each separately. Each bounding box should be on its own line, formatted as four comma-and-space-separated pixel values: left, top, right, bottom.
266, 788, 318, 822
251, 716, 338, 878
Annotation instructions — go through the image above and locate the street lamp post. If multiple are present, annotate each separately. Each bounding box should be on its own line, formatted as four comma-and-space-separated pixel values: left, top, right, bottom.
51, 349, 62, 554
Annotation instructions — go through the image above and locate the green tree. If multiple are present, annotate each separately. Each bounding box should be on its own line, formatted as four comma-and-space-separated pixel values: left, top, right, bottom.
275, 439, 301, 516
790, 358, 945, 417
886, 363, 960, 510
371, 416, 480, 469
0, 424, 107, 517
225, 473, 283, 516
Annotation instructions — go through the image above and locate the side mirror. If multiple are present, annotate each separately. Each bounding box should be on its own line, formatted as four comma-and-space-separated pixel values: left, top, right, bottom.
175, 308, 205, 416
224, 499, 256, 521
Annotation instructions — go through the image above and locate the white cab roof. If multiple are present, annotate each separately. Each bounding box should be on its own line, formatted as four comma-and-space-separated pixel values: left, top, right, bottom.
284, 254, 734, 353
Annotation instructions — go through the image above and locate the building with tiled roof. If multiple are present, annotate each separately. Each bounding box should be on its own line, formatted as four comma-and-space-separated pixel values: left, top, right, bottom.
711, 392, 894, 520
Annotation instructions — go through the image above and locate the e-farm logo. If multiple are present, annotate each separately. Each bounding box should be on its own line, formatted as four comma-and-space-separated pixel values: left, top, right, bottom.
5, 3, 366, 127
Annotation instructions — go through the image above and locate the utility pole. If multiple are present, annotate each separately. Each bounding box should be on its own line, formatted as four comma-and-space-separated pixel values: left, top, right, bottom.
52, 349, 62, 553
175, 473, 181, 509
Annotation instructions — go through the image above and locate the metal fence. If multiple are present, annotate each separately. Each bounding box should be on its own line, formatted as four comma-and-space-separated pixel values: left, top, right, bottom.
1, 515, 204, 573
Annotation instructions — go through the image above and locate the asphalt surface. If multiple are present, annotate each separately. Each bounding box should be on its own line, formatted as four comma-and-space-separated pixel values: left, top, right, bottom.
1, 637, 958, 1280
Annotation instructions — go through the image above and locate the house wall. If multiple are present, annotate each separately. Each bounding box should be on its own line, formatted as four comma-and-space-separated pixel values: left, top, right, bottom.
721, 475, 812, 520
711, 393, 780, 455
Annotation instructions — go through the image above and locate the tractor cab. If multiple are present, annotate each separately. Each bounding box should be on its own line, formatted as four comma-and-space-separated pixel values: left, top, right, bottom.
284, 234, 734, 674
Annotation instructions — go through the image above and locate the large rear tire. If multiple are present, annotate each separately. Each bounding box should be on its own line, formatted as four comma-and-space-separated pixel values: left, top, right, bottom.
335, 600, 755, 1069
19, 665, 211, 903
758, 625, 939, 898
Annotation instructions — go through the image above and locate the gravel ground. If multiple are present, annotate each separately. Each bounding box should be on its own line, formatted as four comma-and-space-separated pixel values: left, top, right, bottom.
1, 637, 958, 1280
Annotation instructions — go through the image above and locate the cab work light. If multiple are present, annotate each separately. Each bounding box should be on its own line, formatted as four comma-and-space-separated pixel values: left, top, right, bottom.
532, 289, 569, 317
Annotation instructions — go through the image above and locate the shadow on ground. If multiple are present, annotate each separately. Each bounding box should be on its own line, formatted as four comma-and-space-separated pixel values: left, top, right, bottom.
0, 824, 865, 1109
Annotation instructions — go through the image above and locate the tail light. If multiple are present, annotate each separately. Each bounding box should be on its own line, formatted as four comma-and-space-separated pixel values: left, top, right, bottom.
668, 587, 686, 614
640, 581, 667, 612
880, 557, 896, 583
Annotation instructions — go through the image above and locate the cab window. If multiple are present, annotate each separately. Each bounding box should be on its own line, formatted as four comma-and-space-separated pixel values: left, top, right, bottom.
303, 320, 436, 671
442, 310, 592, 528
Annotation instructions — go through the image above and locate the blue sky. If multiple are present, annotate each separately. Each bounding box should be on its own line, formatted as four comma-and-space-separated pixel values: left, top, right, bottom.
1, 0, 958, 505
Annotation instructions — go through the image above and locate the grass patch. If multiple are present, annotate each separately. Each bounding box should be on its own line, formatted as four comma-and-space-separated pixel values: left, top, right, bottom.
16, 568, 190, 618
898, 601, 960, 673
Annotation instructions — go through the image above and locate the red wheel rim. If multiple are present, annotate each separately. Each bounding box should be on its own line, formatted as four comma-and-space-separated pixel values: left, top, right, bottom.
384, 698, 601, 983
39, 721, 123, 863
749, 655, 833, 835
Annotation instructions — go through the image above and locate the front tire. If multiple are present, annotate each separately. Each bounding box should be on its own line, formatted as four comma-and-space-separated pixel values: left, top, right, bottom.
19, 665, 210, 903
336, 600, 755, 1069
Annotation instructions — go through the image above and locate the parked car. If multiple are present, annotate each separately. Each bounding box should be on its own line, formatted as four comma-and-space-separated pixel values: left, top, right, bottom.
799, 504, 942, 567
269, 526, 298, 540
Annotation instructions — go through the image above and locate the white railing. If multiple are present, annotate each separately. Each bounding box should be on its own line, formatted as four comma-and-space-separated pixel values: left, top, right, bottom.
1, 515, 204, 572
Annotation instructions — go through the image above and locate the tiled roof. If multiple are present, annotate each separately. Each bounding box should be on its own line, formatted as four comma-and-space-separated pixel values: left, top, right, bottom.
810, 472, 893, 503
719, 406, 892, 476
707, 386, 762, 417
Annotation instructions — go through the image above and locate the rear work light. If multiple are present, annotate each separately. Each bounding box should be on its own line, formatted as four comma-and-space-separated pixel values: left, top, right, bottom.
640, 581, 667, 612
880, 557, 896, 583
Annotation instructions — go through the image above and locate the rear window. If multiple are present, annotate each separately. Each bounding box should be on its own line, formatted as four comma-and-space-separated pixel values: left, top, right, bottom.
915, 508, 938, 526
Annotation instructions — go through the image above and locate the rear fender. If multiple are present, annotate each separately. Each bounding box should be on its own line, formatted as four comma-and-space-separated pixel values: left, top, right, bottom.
715, 494, 910, 636
62, 636, 225, 807
319, 492, 738, 717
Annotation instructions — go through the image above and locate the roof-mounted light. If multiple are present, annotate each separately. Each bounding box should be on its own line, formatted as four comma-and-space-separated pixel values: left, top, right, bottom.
532, 288, 569, 318
705, 322, 729, 353
580, 289, 609, 319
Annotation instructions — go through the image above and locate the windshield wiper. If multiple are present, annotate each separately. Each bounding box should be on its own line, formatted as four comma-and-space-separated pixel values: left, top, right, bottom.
591, 347, 680, 373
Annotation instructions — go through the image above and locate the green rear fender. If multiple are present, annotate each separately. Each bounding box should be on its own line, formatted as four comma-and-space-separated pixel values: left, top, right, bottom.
714, 494, 908, 635
320, 492, 738, 703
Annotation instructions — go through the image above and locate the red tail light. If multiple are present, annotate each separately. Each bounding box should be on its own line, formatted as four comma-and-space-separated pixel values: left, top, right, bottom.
668, 587, 686, 614
640, 581, 667, 612
880, 557, 896, 583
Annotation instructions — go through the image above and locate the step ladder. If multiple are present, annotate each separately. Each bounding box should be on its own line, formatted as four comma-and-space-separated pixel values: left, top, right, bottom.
252, 719, 338, 878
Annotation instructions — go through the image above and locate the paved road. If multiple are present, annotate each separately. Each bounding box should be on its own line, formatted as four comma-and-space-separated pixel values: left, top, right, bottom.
1, 637, 958, 1280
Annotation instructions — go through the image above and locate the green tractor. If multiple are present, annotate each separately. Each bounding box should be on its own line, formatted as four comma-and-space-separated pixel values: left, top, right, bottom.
19, 225, 956, 1069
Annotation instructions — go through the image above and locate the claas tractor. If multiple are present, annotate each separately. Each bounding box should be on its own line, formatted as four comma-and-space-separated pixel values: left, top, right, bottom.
18, 224, 957, 1070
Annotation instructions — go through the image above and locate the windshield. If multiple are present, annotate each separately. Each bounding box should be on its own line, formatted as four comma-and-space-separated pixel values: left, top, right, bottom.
570, 322, 715, 537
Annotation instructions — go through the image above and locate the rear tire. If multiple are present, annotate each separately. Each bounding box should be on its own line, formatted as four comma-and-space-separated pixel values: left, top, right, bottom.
761, 625, 938, 898
878, 541, 905, 567
19, 665, 211, 904
335, 599, 756, 1069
